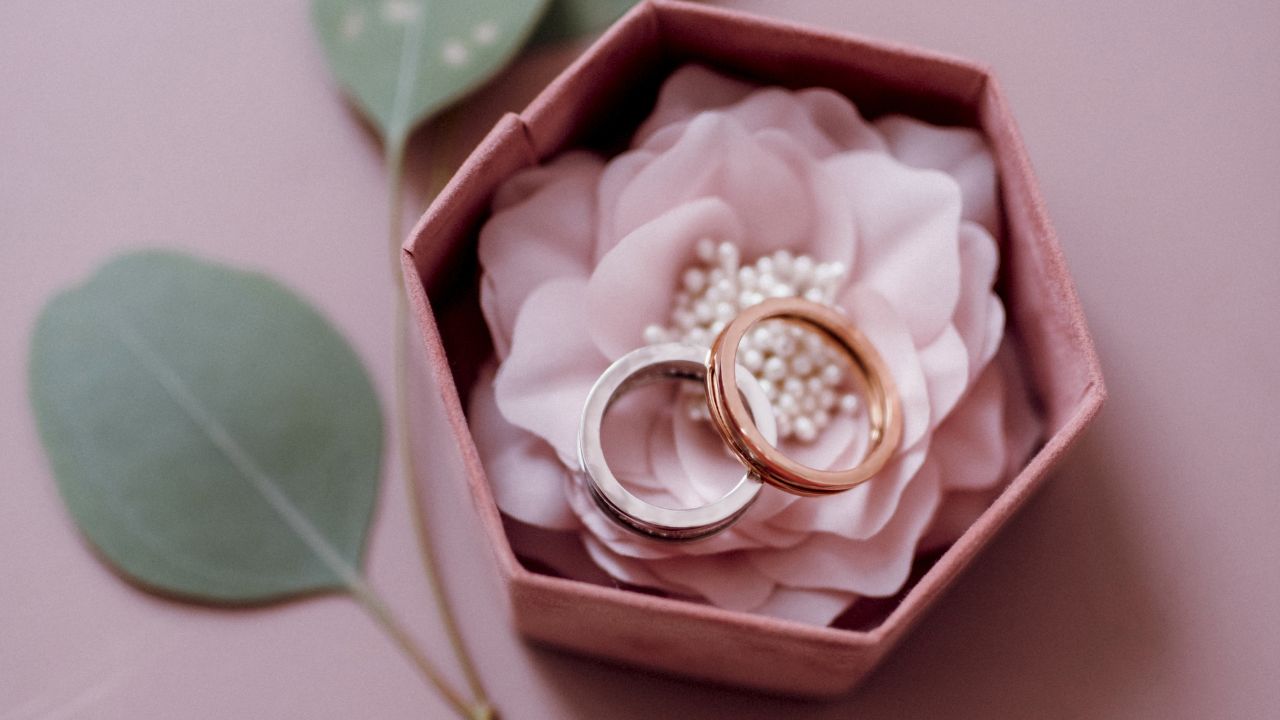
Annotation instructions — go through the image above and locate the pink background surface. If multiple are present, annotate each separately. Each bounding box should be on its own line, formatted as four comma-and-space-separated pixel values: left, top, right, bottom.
2, 1, 1277, 718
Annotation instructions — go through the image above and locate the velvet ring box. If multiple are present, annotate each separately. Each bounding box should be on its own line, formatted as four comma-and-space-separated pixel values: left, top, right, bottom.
400, 0, 1105, 697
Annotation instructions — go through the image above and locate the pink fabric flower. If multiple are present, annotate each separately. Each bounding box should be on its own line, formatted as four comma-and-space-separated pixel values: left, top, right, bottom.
471, 65, 1041, 625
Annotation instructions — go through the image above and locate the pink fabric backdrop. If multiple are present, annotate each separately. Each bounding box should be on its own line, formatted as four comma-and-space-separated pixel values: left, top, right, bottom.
2, 1, 1277, 718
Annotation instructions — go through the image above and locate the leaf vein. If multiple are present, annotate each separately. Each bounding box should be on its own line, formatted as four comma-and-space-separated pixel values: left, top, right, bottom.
109, 314, 363, 591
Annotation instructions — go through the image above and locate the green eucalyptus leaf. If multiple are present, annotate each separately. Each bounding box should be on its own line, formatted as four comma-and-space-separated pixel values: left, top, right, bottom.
530, 0, 641, 47
29, 251, 383, 604
312, 0, 550, 145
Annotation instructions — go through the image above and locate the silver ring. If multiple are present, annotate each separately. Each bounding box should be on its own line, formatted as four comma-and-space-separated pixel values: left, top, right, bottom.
577, 343, 778, 542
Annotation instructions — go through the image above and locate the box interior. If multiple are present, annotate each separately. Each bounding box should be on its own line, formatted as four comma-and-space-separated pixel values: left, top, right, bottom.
411, 2, 1094, 634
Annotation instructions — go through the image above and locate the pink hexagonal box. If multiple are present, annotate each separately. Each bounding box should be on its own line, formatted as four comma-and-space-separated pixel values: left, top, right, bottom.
399, 0, 1104, 697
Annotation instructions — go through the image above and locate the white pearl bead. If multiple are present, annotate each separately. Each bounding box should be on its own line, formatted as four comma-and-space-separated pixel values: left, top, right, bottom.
714, 277, 735, 298
777, 392, 798, 414
802, 332, 824, 352
793, 255, 813, 281
717, 241, 739, 271
763, 356, 787, 381
840, 393, 860, 414
819, 388, 837, 409
696, 237, 716, 262
772, 249, 793, 275
821, 364, 842, 386
803, 287, 825, 304
777, 415, 793, 438
682, 267, 706, 293
771, 332, 795, 356
742, 348, 764, 372
793, 417, 816, 442
694, 301, 714, 323
642, 325, 667, 344
791, 354, 813, 376
783, 377, 804, 397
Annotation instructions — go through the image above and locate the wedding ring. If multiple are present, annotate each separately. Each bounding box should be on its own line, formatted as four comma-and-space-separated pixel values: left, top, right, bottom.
578, 343, 777, 542
706, 298, 903, 496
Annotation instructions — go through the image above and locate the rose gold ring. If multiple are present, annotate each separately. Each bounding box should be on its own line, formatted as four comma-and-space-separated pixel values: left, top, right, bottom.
705, 297, 904, 496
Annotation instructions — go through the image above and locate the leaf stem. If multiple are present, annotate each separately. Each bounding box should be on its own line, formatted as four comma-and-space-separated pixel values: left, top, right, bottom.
387, 137, 495, 719
386, 140, 407, 280
347, 576, 483, 720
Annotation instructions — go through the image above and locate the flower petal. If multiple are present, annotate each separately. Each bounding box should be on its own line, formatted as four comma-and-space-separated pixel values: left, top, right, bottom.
610, 113, 812, 258
755, 130, 857, 269
931, 362, 1008, 492
768, 444, 927, 541
632, 64, 759, 146
750, 586, 858, 625
875, 115, 1001, 236
749, 460, 941, 596
493, 277, 606, 463
581, 534, 667, 586
642, 85, 889, 160
594, 148, 655, 258
585, 197, 745, 359
646, 552, 777, 611
478, 152, 603, 354
952, 220, 1005, 378
838, 284, 932, 449
829, 152, 963, 345
917, 324, 970, 424
470, 362, 579, 530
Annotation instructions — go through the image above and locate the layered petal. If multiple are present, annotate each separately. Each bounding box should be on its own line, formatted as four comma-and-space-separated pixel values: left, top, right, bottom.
478, 152, 603, 354
875, 115, 1001, 236
829, 152, 963, 346
750, 461, 941, 597
952, 220, 1005, 377
493, 277, 606, 463
750, 586, 858, 625
586, 197, 745, 359
470, 362, 579, 530
609, 113, 813, 256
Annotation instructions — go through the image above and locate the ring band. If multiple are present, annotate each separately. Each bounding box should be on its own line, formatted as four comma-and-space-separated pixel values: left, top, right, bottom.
577, 344, 778, 541
706, 298, 904, 496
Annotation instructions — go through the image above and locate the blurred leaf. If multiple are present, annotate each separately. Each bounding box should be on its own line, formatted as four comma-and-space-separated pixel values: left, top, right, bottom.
530, 0, 644, 46
29, 251, 383, 604
312, 0, 550, 147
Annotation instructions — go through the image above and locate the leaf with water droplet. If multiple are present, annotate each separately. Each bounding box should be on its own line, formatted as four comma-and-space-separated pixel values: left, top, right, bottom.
29, 251, 383, 603
312, 0, 550, 147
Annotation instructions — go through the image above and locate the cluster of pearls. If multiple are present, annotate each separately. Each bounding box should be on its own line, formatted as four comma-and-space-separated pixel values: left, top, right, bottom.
642, 239, 860, 443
